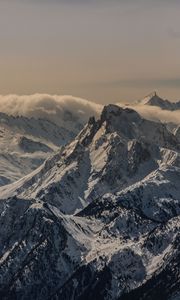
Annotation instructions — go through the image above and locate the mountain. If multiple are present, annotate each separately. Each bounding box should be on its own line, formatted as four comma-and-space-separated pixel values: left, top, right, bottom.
0, 94, 179, 188
0, 112, 82, 186
174, 125, 180, 142
140, 92, 180, 111
0, 104, 180, 300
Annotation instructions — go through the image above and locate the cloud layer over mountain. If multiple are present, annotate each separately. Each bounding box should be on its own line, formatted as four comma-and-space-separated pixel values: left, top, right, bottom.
0, 94, 102, 126
0, 94, 179, 126
119, 103, 180, 124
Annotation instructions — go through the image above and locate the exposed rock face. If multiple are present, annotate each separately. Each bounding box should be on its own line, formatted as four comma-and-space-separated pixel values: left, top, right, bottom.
174, 126, 180, 143
0, 105, 180, 299
19, 136, 53, 153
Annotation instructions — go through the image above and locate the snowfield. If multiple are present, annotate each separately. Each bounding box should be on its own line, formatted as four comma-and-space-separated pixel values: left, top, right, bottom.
0, 111, 82, 186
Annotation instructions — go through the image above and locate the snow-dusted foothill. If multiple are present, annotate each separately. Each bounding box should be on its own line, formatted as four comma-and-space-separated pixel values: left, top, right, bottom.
0, 111, 81, 186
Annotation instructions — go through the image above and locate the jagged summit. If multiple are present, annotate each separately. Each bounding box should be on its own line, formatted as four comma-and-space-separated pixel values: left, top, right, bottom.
78, 105, 139, 148
78, 104, 145, 147
102, 104, 123, 115
100, 104, 140, 123
140, 92, 180, 110
140, 92, 163, 105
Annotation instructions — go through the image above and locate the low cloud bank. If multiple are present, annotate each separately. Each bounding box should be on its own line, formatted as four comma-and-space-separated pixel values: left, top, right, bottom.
0, 94, 102, 126
117, 103, 180, 125
0, 94, 179, 128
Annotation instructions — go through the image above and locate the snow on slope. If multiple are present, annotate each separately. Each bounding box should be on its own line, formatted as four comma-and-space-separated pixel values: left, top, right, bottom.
0, 105, 179, 213
0, 104, 180, 299
0, 112, 78, 186
0, 196, 179, 299
0, 93, 179, 188
0, 95, 102, 187
174, 125, 180, 143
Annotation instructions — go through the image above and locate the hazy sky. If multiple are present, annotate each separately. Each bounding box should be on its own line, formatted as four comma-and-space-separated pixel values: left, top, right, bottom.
0, 0, 180, 103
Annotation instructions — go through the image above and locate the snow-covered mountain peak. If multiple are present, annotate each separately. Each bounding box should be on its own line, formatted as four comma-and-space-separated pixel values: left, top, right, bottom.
75, 104, 142, 148
101, 104, 140, 123
140, 92, 180, 110
140, 91, 161, 105
100, 104, 142, 137
96, 105, 178, 150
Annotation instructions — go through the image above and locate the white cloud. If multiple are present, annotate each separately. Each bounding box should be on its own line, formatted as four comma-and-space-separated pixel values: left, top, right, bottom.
0, 94, 179, 130
0, 94, 102, 126
117, 102, 180, 125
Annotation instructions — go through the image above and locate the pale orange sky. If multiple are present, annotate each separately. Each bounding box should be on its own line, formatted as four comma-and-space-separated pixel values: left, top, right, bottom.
0, 0, 180, 103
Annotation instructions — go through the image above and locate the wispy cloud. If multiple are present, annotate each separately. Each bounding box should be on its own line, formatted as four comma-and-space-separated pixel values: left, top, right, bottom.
117, 102, 180, 125
0, 94, 102, 126
0, 94, 179, 127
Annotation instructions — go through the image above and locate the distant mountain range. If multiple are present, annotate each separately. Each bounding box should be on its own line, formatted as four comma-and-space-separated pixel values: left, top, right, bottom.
0, 102, 179, 299
140, 91, 180, 110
